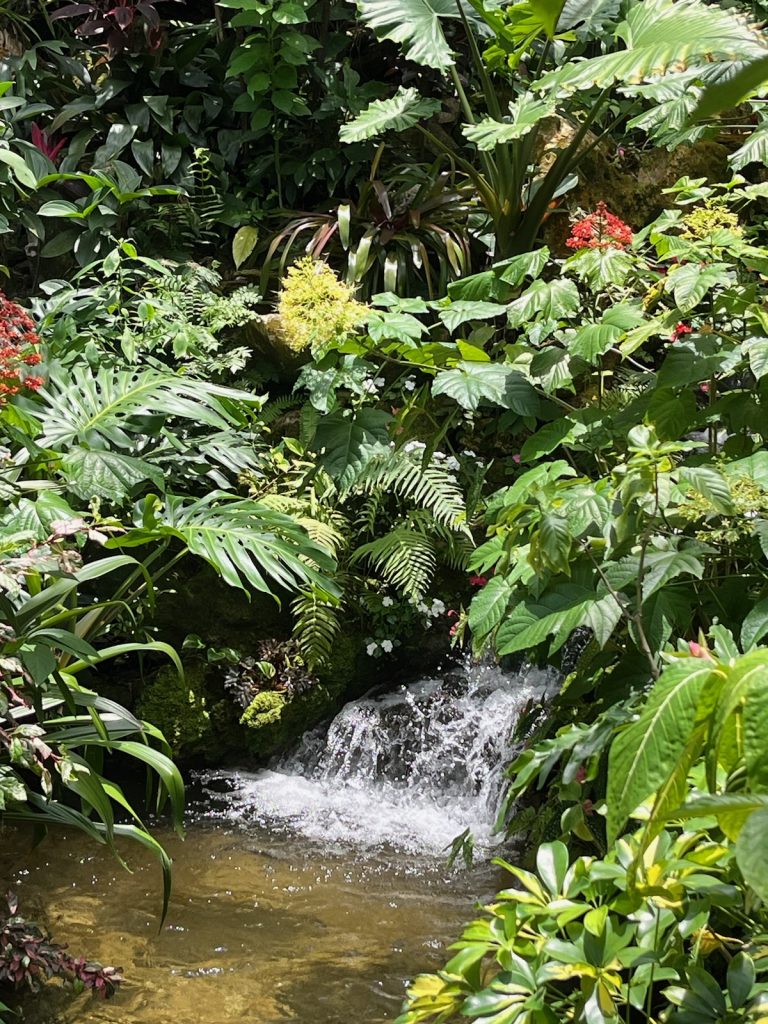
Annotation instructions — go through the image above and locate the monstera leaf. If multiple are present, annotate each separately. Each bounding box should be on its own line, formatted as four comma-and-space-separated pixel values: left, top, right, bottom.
115, 492, 338, 597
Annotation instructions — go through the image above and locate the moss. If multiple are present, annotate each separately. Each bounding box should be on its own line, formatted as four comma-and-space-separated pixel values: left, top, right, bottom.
240, 690, 287, 729
137, 663, 210, 759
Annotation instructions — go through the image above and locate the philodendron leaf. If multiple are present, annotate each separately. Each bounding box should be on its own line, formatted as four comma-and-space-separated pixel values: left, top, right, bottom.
356, 0, 459, 69
506, 278, 580, 328
606, 659, 721, 843
340, 87, 441, 143
463, 95, 556, 152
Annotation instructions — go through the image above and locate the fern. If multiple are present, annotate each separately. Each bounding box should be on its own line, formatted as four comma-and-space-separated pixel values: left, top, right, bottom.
351, 525, 437, 599
291, 586, 344, 669
347, 450, 467, 531
260, 395, 303, 427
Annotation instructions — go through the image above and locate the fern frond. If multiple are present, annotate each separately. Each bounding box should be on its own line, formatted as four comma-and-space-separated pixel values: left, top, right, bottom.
258, 395, 301, 428
348, 451, 467, 531
291, 587, 344, 670
350, 525, 436, 599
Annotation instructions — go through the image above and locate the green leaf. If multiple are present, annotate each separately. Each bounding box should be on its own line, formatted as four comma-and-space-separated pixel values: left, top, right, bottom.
437, 300, 506, 332
61, 447, 164, 501
520, 419, 583, 461
727, 952, 756, 1011
468, 576, 513, 638
694, 54, 768, 120
0, 148, 37, 188
667, 262, 730, 313
432, 362, 539, 414
677, 465, 734, 515
736, 806, 768, 901
746, 337, 768, 380
356, 0, 459, 70
640, 547, 706, 601
536, 0, 766, 94
536, 513, 572, 574
497, 247, 550, 286
606, 659, 719, 842
496, 585, 622, 657
463, 94, 555, 151
339, 87, 441, 143
741, 597, 768, 650
312, 408, 392, 489
507, 278, 580, 328
536, 841, 569, 896
232, 225, 259, 269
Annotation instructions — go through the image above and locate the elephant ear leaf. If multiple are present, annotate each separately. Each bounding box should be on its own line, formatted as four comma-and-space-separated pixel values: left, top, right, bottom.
355, 0, 459, 70
340, 88, 441, 143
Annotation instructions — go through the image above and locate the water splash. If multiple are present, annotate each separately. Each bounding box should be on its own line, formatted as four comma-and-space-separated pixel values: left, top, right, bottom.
196, 659, 558, 857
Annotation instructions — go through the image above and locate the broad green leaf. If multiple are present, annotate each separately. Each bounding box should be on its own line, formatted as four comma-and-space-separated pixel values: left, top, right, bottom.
640, 547, 705, 601
677, 465, 734, 515
520, 419, 583, 461
736, 806, 768, 901
497, 247, 550, 286
468, 576, 513, 638
232, 225, 259, 268
496, 585, 622, 657
463, 95, 555, 151
340, 87, 441, 143
432, 362, 539, 414
536, 0, 767, 94
356, 0, 459, 69
61, 447, 164, 501
667, 262, 730, 313
606, 659, 720, 842
534, 513, 572, 574
312, 408, 392, 489
694, 54, 768, 120
746, 337, 768, 380
536, 841, 569, 897
0, 148, 37, 188
741, 597, 768, 650
437, 300, 506, 332
507, 278, 580, 328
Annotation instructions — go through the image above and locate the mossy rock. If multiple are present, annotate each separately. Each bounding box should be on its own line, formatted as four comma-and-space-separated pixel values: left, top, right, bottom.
136, 662, 210, 760
237, 682, 343, 759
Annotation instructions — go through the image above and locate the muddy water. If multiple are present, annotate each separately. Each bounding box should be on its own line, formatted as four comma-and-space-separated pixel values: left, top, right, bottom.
1, 823, 499, 1024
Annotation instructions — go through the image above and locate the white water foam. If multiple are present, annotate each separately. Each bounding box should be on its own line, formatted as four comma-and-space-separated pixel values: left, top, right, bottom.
196, 659, 558, 857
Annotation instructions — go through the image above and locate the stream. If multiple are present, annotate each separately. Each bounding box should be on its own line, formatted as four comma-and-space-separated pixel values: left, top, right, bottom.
1, 659, 557, 1024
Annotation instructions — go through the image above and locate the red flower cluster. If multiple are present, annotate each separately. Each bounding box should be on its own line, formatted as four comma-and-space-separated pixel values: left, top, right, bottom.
566, 202, 633, 252
670, 322, 692, 342
0, 293, 43, 403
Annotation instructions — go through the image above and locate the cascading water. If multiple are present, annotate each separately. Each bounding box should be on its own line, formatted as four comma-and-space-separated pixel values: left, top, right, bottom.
197, 658, 559, 856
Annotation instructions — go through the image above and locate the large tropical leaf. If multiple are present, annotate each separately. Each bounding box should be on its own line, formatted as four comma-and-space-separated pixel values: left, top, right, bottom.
537, 0, 767, 94
312, 408, 392, 490
356, 0, 459, 69
115, 492, 338, 597
433, 362, 540, 414
39, 367, 261, 450
340, 88, 442, 143
463, 94, 556, 151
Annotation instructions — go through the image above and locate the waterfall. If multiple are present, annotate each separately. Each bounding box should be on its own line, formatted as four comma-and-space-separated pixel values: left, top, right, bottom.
196, 659, 558, 857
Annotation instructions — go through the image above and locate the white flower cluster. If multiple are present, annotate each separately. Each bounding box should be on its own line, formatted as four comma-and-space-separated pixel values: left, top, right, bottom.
382, 595, 394, 607
403, 376, 417, 392
410, 596, 446, 628
432, 451, 460, 472
366, 639, 394, 656
362, 376, 386, 394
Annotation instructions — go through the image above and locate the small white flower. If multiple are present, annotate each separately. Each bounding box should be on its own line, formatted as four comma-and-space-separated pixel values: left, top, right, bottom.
381, 639, 394, 653
416, 601, 429, 614
366, 642, 379, 656
445, 456, 460, 472
404, 377, 416, 392
382, 596, 394, 607
404, 440, 426, 453
461, 449, 475, 457
362, 378, 378, 394
431, 599, 446, 617
374, 377, 385, 389
432, 451, 446, 461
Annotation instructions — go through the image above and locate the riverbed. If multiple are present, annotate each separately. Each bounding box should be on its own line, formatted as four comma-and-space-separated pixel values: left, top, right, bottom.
1, 819, 498, 1024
